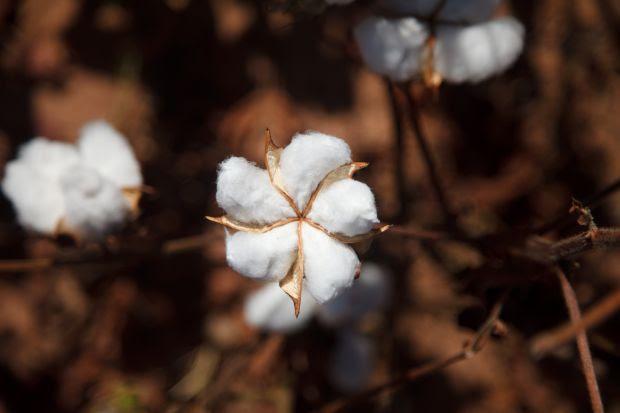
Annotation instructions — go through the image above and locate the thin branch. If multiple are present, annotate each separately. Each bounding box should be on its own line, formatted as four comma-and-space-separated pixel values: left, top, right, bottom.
554, 267, 604, 413
389, 225, 448, 241
401, 85, 456, 228
535, 177, 620, 235
531, 288, 620, 357
316, 292, 508, 413
385, 79, 408, 223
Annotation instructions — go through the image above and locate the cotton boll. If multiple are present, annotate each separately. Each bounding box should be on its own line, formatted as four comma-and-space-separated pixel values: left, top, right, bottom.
2, 162, 65, 234
60, 165, 130, 240
328, 331, 374, 393
216, 157, 296, 225
301, 223, 359, 303
435, 17, 524, 83
307, 179, 378, 237
354, 17, 429, 82
279, 132, 351, 210
226, 222, 299, 281
78, 120, 143, 188
244, 282, 318, 333
17, 138, 80, 180
318, 263, 390, 327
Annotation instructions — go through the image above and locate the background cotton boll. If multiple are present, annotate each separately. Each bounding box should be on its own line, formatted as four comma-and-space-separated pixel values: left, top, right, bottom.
60, 165, 130, 240
225, 222, 298, 281
244, 283, 318, 333
2, 162, 65, 234
435, 17, 525, 83
216, 157, 296, 225
318, 263, 390, 328
278, 132, 351, 210
78, 120, 143, 188
301, 223, 359, 303
17, 138, 80, 181
354, 17, 429, 82
328, 331, 374, 393
307, 179, 378, 237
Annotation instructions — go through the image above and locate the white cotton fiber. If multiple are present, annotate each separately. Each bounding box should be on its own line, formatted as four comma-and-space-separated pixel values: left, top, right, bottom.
382, 0, 500, 23
225, 222, 299, 281
307, 179, 378, 237
435, 17, 524, 83
354, 17, 429, 82
319, 263, 390, 327
216, 157, 296, 225
78, 120, 143, 188
279, 132, 351, 210
2, 162, 65, 234
17, 138, 81, 180
244, 282, 318, 333
301, 223, 359, 303
328, 331, 374, 393
60, 165, 130, 240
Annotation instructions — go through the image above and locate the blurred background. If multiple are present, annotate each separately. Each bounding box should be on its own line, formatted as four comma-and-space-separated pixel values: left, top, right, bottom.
0, 0, 619, 412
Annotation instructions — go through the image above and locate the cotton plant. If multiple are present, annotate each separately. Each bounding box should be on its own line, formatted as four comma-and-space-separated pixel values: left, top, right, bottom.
354, 0, 525, 85
244, 263, 390, 392
2, 120, 143, 241
208, 130, 389, 316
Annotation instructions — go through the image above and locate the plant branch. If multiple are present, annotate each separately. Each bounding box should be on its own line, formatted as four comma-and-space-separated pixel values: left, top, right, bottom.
554, 267, 604, 413
385, 79, 408, 223
316, 292, 508, 413
400, 85, 456, 228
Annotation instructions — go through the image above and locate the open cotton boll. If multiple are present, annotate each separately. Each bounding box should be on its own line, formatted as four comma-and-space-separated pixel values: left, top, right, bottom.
78, 121, 142, 188
225, 222, 298, 281
17, 138, 81, 180
319, 263, 390, 327
2, 162, 65, 234
328, 331, 374, 393
216, 157, 296, 225
278, 132, 351, 210
435, 17, 524, 83
382, 0, 500, 23
302, 223, 359, 303
307, 179, 378, 237
244, 282, 318, 333
354, 17, 429, 82
60, 165, 130, 240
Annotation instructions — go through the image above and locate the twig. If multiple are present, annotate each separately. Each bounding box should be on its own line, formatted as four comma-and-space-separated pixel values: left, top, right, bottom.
519, 227, 620, 264
400, 85, 456, 228
388, 225, 448, 241
385, 79, 408, 223
161, 234, 207, 255
554, 267, 604, 413
535, 177, 620, 235
316, 292, 508, 413
531, 288, 620, 357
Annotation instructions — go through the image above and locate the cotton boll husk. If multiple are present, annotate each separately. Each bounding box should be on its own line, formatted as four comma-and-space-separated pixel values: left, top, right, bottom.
382, 0, 500, 23
301, 223, 360, 303
78, 120, 143, 188
279, 132, 351, 210
60, 165, 130, 240
2, 162, 65, 234
435, 17, 524, 83
318, 263, 390, 328
17, 138, 80, 180
328, 331, 374, 393
225, 222, 298, 281
307, 179, 379, 237
216, 157, 296, 225
244, 282, 318, 333
354, 17, 429, 82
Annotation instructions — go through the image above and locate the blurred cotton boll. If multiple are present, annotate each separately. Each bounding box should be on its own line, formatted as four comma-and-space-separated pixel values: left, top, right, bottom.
328, 331, 375, 393
354, 0, 524, 84
1, 120, 143, 241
